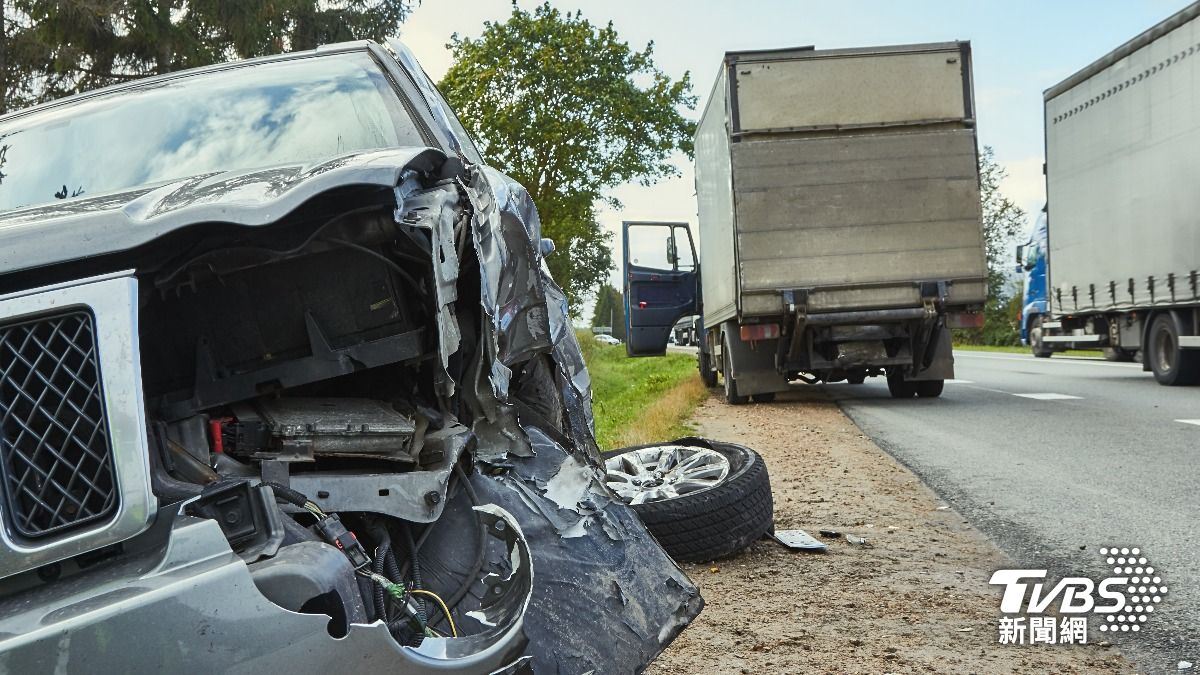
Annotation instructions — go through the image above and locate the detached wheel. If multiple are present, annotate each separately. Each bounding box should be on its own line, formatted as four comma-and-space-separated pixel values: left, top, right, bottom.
1147, 314, 1200, 386
886, 370, 916, 398
722, 335, 749, 405
698, 349, 718, 387
604, 441, 773, 562
1030, 316, 1053, 358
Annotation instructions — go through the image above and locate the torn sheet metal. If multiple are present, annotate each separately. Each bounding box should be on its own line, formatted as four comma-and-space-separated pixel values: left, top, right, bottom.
473, 433, 702, 673
396, 181, 463, 397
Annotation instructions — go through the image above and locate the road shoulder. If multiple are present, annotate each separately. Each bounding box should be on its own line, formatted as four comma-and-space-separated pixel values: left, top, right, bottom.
649, 389, 1134, 674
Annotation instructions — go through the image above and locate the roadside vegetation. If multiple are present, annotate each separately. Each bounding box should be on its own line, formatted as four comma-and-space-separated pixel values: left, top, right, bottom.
577, 332, 708, 450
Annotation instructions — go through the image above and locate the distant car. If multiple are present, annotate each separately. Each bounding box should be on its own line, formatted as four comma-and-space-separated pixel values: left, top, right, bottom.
595, 334, 622, 345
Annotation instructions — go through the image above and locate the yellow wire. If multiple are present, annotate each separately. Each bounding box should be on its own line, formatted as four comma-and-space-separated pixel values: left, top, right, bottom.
409, 589, 458, 638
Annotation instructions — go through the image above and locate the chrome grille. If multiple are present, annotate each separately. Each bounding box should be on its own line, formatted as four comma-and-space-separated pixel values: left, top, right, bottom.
0, 310, 117, 538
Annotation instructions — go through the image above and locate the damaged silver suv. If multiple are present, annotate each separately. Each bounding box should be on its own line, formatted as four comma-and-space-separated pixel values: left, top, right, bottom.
0, 40, 700, 673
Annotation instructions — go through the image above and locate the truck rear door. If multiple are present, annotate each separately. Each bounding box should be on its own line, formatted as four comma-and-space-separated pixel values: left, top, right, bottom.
622, 221, 699, 356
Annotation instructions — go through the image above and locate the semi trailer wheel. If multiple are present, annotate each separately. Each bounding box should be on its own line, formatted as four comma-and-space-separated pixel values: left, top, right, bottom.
1147, 314, 1200, 386
1102, 347, 1136, 362
603, 440, 773, 563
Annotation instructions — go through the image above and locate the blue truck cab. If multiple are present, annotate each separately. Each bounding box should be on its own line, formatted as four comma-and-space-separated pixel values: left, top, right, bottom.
1017, 208, 1050, 350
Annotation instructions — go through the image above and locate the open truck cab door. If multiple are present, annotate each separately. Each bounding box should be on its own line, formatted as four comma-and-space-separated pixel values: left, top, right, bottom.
622, 221, 699, 356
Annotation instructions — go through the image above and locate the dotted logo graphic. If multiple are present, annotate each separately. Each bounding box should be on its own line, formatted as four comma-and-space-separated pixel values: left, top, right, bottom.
1098, 547, 1165, 633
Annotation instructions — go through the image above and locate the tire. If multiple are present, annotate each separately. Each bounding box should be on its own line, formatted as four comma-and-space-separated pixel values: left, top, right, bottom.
846, 371, 866, 385
722, 334, 749, 405
1102, 347, 1136, 363
886, 370, 916, 398
750, 392, 776, 403
603, 440, 773, 563
698, 349, 718, 387
914, 379, 944, 398
1146, 314, 1200, 386
1030, 315, 1053, 358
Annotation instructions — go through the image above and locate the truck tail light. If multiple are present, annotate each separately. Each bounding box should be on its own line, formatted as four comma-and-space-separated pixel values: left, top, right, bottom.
946, 312, 984, 329
739, 324, 780, 341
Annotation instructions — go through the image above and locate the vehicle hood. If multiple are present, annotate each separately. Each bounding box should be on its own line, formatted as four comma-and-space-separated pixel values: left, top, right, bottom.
0, 147, 447, 275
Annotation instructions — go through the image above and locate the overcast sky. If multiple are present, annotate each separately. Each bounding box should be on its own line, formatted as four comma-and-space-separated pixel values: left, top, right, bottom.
399, 0, 1189, 317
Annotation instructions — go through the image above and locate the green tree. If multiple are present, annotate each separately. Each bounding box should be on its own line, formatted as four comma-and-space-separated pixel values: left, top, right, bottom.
590, 283, 625, 340
0, 0, 418, 113
958, 146, 1027, 345
439, 3, 696, 313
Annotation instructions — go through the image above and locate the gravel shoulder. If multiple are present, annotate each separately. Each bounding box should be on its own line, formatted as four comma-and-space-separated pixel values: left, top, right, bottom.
649, 387, 1135, 674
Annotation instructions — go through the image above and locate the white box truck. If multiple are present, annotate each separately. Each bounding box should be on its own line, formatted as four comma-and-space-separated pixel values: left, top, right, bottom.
1020, 3, 1200, 385
624, 42, 988, 403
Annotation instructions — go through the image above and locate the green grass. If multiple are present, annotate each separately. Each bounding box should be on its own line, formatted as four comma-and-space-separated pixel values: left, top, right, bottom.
952, 343, 1101, 358
577, 332, 708, 450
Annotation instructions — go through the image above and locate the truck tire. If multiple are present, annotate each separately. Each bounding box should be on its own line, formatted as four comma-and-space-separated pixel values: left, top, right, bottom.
603, 440, 773, 563
1102, 347, 1136, 362
847, 371, 866, 385
886, 370, 916, 398
698, 349, 718, 387
915, 379, 944, 398
1147, 314, 1200, 386
1030, 315, 1053, 358
722, 334, 749, 405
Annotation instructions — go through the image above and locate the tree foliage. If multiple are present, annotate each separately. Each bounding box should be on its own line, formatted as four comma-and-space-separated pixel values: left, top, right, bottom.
590, 283, 625, 340
957, 146, 1027, 345
439, 2, 696, 313
0, 0, 417, 113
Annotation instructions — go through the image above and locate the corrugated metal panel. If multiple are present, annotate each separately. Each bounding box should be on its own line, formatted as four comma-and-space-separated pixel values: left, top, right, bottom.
733, 45, 968, 133
730, 129, 987, 313
1045, 13, 1200, 313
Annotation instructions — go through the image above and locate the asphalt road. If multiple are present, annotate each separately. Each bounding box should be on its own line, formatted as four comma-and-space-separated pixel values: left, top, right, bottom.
823, 350, 1199, 670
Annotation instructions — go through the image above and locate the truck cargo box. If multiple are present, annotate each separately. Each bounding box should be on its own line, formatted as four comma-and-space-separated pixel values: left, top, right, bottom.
1044, 5, 1200, 315
695, 42, 988, 329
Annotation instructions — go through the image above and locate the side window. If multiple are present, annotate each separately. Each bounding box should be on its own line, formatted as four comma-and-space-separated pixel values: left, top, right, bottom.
626, 223, 696, 272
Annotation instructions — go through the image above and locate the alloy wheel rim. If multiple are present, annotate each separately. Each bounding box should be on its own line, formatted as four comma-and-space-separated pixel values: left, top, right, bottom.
605, 445, 731, 505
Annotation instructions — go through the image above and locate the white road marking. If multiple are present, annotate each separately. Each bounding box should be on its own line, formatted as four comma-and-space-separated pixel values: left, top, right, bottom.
954, 352, 1142, 369
1014, 393, 1083, 400
1176, 419, 1200, 427
946, 379, 974, 384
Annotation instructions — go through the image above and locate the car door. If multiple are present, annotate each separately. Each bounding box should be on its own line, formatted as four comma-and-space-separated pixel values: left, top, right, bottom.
623, 221, 699, 356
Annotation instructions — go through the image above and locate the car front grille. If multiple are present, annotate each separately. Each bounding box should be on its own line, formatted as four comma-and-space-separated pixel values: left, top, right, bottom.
0, 310, 118, 538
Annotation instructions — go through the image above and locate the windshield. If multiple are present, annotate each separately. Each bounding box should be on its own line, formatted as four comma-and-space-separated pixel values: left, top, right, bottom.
0, 51, 425, 213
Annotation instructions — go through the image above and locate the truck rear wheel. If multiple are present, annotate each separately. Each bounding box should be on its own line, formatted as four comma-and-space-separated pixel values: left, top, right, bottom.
1030, 316, 1053, 358
1147, 314, 1200, 385
886, 371, 916, 398
722, 335, 749, 405
915, 379, 944, 398
698, 349, 718, 387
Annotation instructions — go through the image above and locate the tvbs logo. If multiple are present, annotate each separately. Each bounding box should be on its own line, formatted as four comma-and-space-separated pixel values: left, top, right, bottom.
989, 547, 1166, 642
